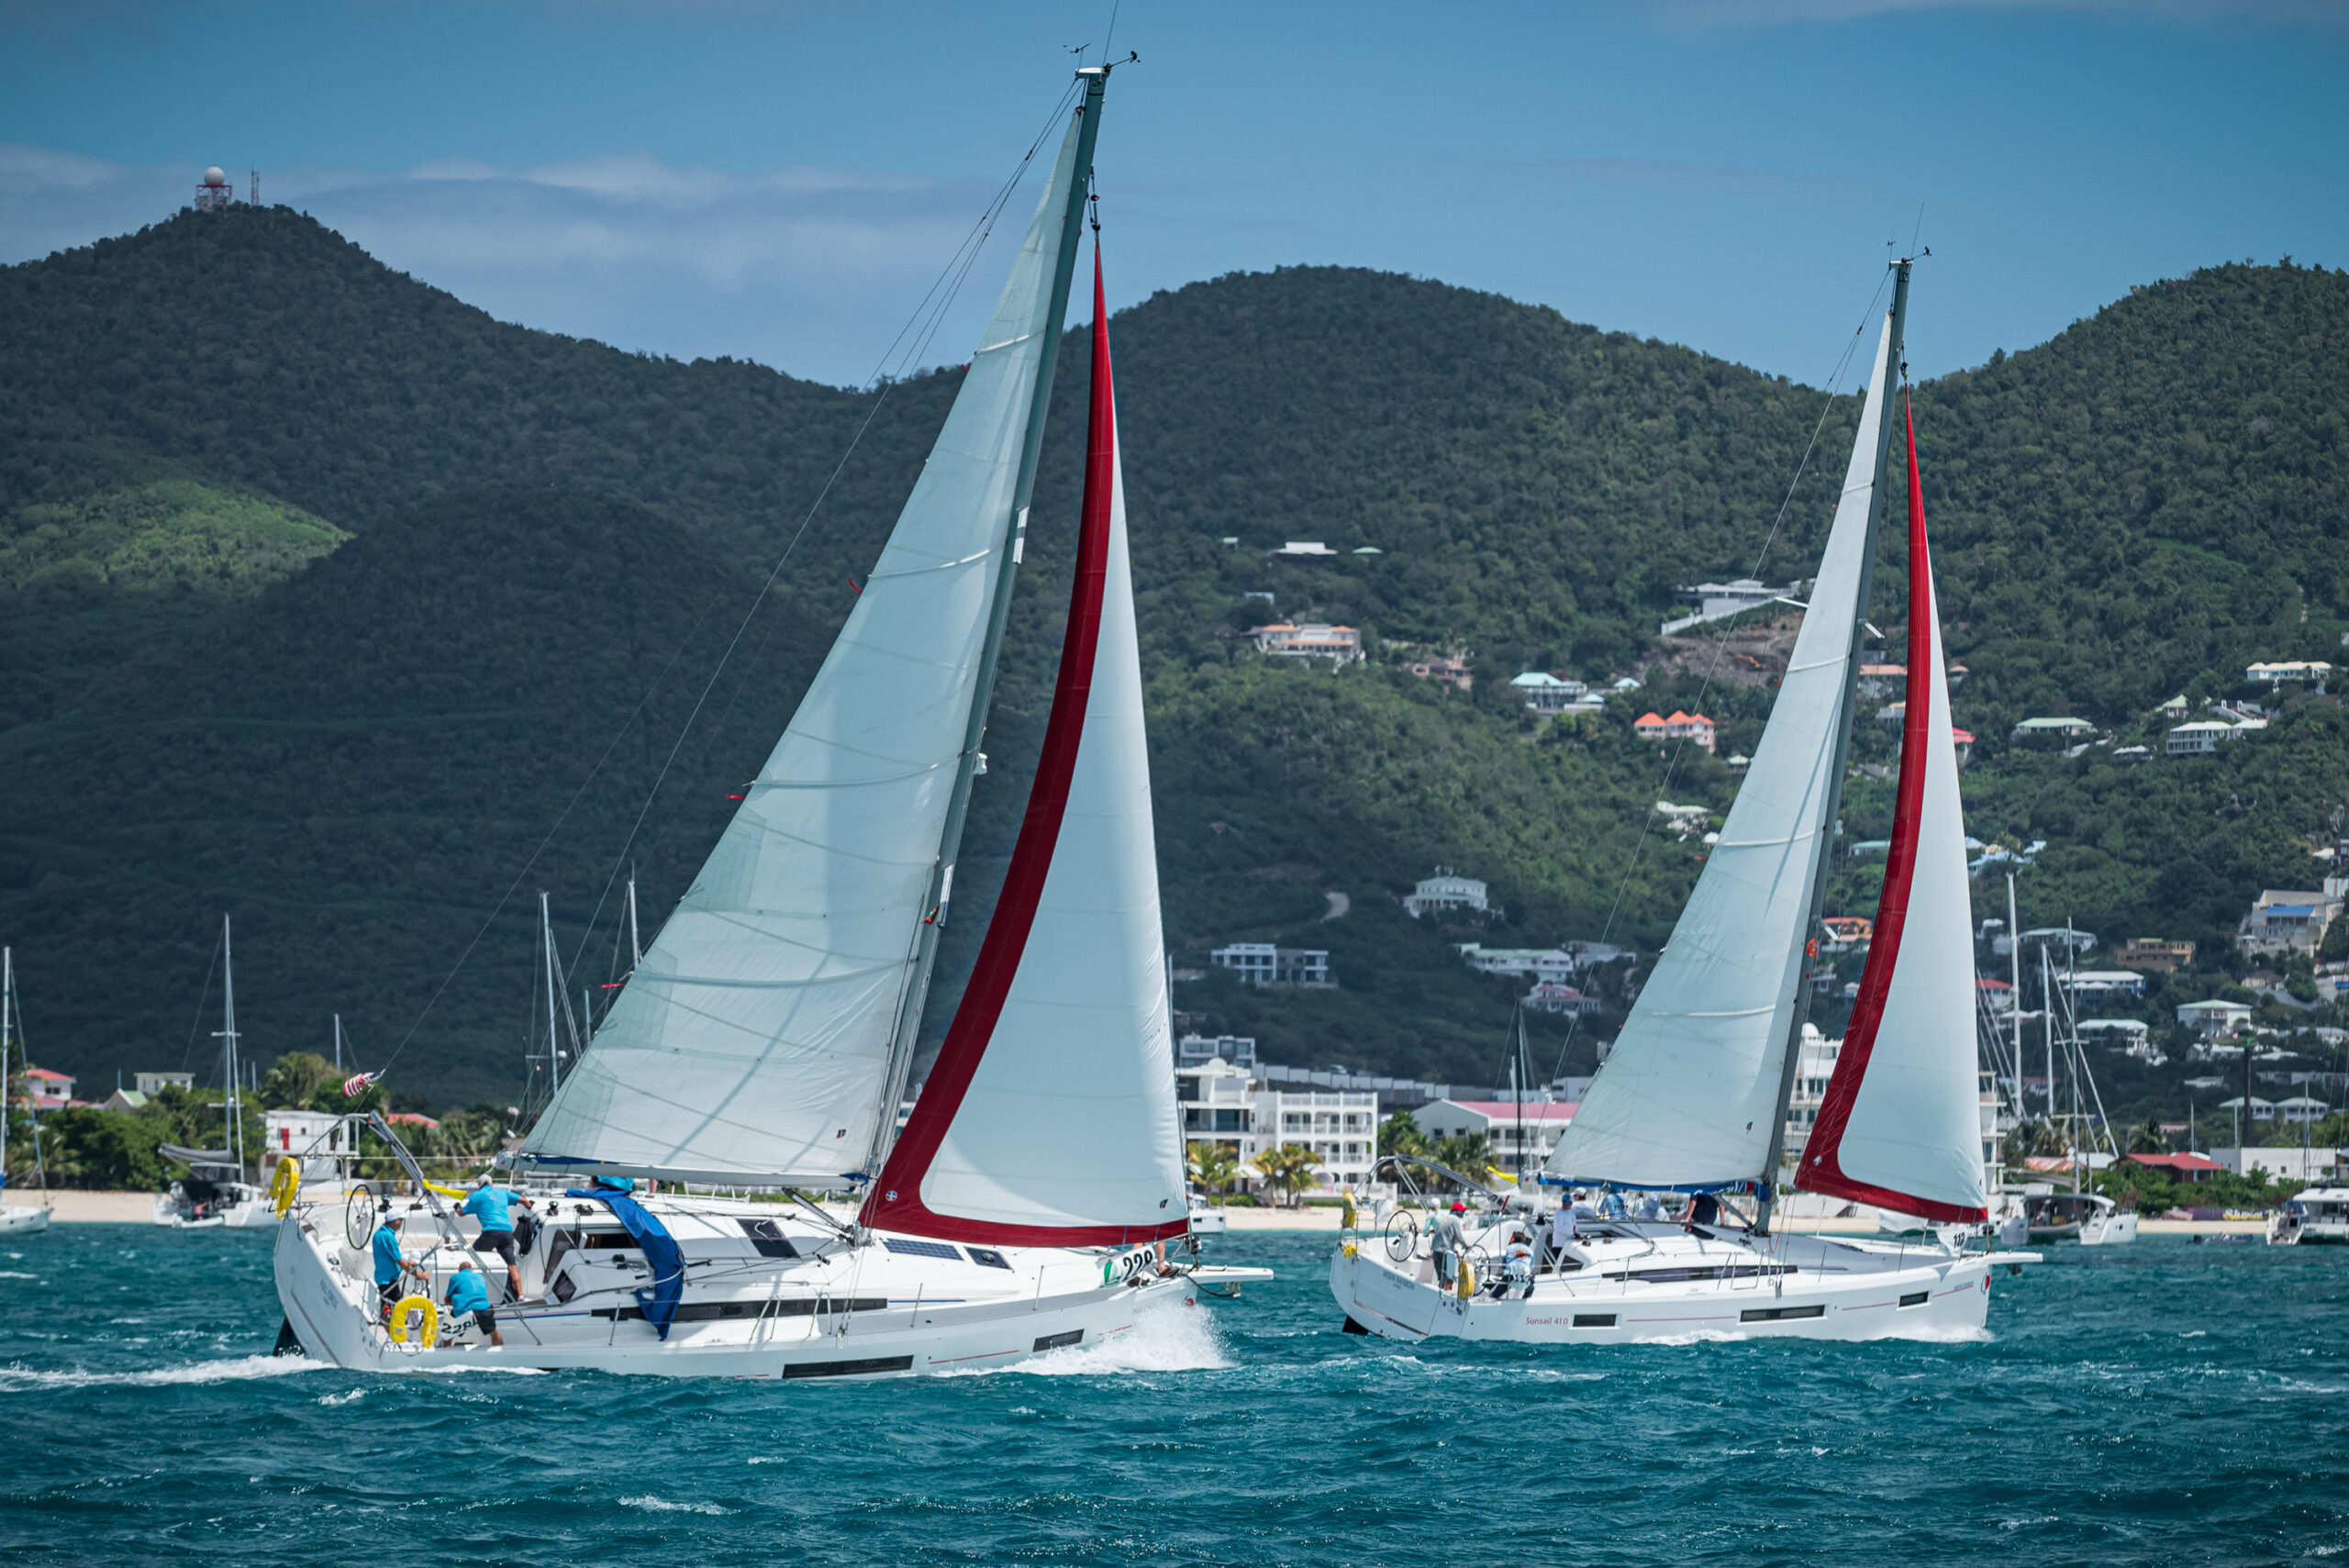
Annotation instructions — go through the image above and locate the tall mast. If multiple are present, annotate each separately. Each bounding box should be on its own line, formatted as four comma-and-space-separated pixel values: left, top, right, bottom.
1755, 257, 1912, 1231
216, 916, 243, 1178
863, 65, 1113, 1177
540, 893, 563, 1095
333, 1013, 342, 1073
2008, 873, 2023, 1106
2041, 941, 2056, 1177
1, 948, 11, 1186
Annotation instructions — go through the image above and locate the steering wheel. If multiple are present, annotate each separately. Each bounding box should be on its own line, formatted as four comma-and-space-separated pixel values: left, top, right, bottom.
344, 1186, 379, 1249
1382, 1209, 1423, 1262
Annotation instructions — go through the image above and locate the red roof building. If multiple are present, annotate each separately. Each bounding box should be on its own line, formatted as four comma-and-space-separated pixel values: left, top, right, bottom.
2117, 1151, 2225, 1184
1632, 709, 1716, 753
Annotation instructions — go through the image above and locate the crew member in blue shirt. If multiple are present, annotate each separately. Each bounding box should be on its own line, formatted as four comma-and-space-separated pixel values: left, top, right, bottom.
444, 1259, 502, 1347
457, 1177, 535, 1303
371, 1211, 427, 1319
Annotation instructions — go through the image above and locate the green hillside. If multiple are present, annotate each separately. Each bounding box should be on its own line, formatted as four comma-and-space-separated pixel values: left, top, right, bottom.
0, 205, 2343, 1116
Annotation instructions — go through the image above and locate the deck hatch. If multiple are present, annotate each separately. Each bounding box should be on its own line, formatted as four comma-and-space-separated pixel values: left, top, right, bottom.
884, 1238, 963, 1262
737, 1218, 800, 1259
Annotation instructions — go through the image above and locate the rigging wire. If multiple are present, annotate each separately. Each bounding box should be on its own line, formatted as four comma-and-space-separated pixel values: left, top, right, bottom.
1547, 267, 1898, 1089
176, 920, 224, 1078
557, 76, 1086, 990
368, 79, 1087, 1087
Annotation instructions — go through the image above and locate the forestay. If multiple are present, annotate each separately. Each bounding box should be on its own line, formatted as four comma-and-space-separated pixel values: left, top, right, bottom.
1542, 317, 1895, 1192
1797, 396, 1987, 1221
864, 257, 1188, 1245
520, 110, 1092, 1186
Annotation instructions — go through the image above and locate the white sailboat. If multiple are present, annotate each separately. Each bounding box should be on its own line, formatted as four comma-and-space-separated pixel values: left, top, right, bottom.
156, 916, 275, 1229
274, 65, 1220, 1375
0, 948, 54, 1236
1331, 261, 2039, 1345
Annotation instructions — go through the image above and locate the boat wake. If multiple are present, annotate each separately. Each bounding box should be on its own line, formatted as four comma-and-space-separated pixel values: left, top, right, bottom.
0, 1353, 324, 1391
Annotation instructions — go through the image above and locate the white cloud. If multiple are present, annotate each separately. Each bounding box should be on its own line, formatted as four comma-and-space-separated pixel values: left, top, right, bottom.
0, 142, 1018, 384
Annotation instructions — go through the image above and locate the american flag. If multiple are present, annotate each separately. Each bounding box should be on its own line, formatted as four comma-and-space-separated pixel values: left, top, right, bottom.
343, 1071, 380, 1097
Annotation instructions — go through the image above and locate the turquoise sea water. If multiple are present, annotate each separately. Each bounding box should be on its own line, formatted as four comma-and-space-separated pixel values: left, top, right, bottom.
2, 1227, 2346, 1564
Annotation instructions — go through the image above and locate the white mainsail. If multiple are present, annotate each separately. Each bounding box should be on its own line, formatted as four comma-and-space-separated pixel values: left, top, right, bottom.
1797, 396, 1987, 1220
1542, 317, 1894, 1191
865, 256, 1187, 1245
521, 107, 1093, 1186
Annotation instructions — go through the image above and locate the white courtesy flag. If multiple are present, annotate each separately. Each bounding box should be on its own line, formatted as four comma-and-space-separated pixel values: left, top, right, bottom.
521, 109, 1089, 1185
1543, 317, 1894, 1191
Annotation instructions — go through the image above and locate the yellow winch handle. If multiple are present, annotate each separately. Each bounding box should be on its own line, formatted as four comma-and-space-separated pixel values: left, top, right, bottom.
387, 1295, 439, 1347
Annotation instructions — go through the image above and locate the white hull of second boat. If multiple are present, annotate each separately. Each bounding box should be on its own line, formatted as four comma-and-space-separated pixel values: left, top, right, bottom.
273, 1194, 1201, 1378
154, 1187, 277, 1230
2078, 1210, 2139, 1246
0, 1203, 50, 1236
1331, 1223, 2030, 1345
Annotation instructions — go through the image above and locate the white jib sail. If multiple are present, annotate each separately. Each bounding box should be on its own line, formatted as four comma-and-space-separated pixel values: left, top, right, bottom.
1543, 317, 1894, 1190
913, 438, 1186, 1235
521, 112, 1089, 1185
1799, 410, 1985, 1218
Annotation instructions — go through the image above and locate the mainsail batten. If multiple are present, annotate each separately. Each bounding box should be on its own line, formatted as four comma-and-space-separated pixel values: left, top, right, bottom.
1541, 317, 1896, 1192
1796, 395, 1987, 1221
863, 254, 1187, 1246
519, 104, 1096, 1186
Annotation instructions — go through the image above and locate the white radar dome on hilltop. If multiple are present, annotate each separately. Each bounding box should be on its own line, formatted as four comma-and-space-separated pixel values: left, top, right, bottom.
203, 167, 227, 185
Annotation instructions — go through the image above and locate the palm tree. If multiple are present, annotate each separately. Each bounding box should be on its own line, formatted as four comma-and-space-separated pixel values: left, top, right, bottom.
1377, 1110, 1428, 1161
1251, 1142, 1324, 1208
1432, 1132, 1495, 1187
1186, 1140, 1239, 1201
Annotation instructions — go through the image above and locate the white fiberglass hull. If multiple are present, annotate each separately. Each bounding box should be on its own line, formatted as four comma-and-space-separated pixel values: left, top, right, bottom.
2079, 1211, 2138, 1246
273, 1192, 1199, 1378
0, 1203, 50, 1235
154, 1189, 274, 1229
1330, 1220, 2026, 1345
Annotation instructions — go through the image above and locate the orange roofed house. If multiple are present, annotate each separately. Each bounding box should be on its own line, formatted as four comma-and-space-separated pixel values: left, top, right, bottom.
1632, 709, 1717, 753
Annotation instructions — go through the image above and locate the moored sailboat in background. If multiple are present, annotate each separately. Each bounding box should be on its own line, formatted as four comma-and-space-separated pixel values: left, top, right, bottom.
1331, 260, 2038, 1345
0, 948, 53, 1236
273, 62, 1228, 1375
155, 916, 274, 1229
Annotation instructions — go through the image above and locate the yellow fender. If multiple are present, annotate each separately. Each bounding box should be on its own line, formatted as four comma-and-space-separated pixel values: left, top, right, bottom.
387, 1295, 439, 1347
1456, 1260, 1475, 1300
422, 1181, 470, 1199
267, 1157, 301, 1217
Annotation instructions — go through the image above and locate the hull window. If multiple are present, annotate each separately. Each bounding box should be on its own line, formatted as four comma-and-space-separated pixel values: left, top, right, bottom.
1740, 1305, 1827, 1323
1898, 1291, 1929, 1308
1572, 1313, 1617, 1329
1033, 1329, 1084, 1351
785, 1355, 915, 1379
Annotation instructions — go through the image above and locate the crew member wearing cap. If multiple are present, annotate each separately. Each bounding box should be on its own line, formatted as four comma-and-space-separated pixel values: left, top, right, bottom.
1432, 1200, 1468, 1288
456, 1177, 535, 1302
371, 1210, 427, 1319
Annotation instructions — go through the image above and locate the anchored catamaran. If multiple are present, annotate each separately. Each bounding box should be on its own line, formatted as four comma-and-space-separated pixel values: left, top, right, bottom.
1331, 261, 2038, 1345
274, 64, 1222, 1375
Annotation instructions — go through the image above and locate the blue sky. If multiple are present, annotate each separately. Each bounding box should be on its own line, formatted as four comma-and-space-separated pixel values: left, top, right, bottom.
3, 1, 2343, 391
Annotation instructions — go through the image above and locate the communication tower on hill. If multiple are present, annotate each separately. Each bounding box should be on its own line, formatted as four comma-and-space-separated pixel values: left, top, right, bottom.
249, 167, 260, 206
195, 166, 232, 212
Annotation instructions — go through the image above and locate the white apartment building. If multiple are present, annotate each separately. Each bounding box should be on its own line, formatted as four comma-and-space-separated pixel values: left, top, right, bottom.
1246, 622, 1364, 664
1410, 1097, 1577, 1177
1209, 943, 1332, 987
1176, 1060, 1377, 1196
1404, 869, 1488, 918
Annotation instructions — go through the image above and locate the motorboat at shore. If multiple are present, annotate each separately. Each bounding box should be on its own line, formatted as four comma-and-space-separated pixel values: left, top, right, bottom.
2270, 1185, 2349, 1245
1336, 261, 2038, 1346
2024, 1190, 2138, 1246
